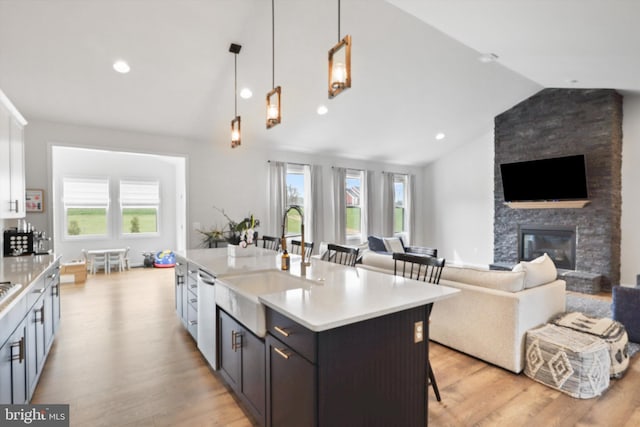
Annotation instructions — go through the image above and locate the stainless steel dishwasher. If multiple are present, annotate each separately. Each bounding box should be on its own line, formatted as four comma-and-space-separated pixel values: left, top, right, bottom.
197, 269, 217, 369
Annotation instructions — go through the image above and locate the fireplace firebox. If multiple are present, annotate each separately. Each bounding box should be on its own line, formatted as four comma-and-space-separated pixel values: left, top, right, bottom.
518, 225, 576, 270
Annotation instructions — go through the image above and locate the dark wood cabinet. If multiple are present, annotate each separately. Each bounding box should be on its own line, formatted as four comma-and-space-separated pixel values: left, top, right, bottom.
265, 305, 430, 427
266, 335, 315, 427
218, 309, 265, 425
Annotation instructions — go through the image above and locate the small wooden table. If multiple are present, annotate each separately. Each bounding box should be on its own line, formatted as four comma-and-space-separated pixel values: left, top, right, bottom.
61, 260, 87, 283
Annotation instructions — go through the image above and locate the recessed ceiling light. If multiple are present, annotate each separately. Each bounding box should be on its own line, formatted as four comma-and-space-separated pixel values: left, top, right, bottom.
478, 53, 498, 63
240, 88, 253, 99
317, 105, 328, 115
435, 132, 446, 140
113, 60, 130, 74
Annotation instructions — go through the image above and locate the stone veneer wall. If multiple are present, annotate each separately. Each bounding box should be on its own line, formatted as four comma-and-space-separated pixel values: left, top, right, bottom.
494, 89, 623, 290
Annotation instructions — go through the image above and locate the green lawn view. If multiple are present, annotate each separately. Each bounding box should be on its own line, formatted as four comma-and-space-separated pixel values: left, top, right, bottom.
347, 206, 361, 236
394, 207, 405, 233
122, 208, 157, 233
66, 208, 157, 235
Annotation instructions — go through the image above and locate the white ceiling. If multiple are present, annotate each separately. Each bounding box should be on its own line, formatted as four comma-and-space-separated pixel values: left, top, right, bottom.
0, 0, 636, 166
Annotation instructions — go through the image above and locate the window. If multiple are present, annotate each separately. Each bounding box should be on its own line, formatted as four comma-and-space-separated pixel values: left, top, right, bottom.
394, 174, 408, 235
284, 165, 305, 236
120, 181, 160, 234
346, 169, 363, 241
63, 177, 110, 237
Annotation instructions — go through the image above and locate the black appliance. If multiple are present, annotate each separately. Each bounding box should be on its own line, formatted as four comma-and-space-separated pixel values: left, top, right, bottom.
4, 229, 35, 256
500, 154, 589, 202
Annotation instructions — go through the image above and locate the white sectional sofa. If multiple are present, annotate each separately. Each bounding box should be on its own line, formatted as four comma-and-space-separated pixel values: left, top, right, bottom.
359, 250, 566, 373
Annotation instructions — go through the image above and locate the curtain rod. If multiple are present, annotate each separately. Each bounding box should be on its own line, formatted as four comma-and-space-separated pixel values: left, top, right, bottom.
267, 160, 309, 167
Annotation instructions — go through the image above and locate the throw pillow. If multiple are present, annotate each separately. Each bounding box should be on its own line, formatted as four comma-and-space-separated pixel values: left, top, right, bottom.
383, 237, 405, 254
368, 236, 387, 252
512, 253, 558, 289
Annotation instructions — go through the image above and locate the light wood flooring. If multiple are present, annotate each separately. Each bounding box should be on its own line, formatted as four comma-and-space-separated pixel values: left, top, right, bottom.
32, 269, 640, 426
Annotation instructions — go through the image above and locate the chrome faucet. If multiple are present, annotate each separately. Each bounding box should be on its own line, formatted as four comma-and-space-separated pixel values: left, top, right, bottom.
282, 205, 309, 275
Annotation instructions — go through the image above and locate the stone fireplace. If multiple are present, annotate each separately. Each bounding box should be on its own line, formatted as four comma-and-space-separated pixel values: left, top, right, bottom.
493, 89, 623, 292
519, 225, 576, 270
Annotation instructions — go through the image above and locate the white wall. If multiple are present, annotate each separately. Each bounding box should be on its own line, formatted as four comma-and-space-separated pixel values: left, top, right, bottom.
621, 94, 640, 285
423, 130, 494, 266
22, 119, 425, 258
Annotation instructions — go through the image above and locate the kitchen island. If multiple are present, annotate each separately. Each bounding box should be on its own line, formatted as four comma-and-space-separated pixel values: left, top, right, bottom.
175, 248, 459, 426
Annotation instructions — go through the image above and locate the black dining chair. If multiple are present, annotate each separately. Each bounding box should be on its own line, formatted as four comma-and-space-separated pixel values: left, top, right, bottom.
392, 252, 446, 402
321, 243, 359, 267
290, 239, 314, 262
261, 235, 281, 251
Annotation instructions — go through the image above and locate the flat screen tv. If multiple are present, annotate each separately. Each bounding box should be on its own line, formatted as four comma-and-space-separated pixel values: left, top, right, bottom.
500, 154, 589, 202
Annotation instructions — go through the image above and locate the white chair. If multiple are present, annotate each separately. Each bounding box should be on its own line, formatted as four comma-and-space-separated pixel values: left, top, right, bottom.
122, 247, 131, 270
108, 250, 124, 273
91, 253, 107, 274
81, 249, 92, 273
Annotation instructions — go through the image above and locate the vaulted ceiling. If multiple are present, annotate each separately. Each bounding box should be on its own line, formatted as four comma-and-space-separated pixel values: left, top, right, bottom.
0, 0, 636, 166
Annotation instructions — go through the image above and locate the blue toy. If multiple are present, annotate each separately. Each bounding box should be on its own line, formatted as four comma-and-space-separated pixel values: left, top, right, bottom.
154, 250, 176, 268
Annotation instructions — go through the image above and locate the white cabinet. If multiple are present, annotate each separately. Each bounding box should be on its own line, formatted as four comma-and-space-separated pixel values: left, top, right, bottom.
0, 89, 27, 219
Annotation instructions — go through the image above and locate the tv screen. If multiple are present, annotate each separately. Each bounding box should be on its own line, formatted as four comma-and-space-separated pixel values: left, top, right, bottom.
500, 155, 588, 202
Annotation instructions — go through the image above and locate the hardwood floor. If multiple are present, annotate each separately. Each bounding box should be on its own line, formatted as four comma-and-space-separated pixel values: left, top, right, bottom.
32, 270, 640, 426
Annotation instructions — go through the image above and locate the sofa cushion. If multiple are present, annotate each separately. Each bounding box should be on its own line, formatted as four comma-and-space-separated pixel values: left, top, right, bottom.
367, 236, 388, 252
383, 237, 405, 253
440, 265, 525, 292
512, 253, 557, 289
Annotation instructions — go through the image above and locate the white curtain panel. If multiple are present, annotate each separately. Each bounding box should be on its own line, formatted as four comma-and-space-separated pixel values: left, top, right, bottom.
332, 167, 347, 244
309, 164, 324, 252
362, 170, 375, 238
381, 172, 395, 237
267, 161, 287, 236
406, 174, 416, 245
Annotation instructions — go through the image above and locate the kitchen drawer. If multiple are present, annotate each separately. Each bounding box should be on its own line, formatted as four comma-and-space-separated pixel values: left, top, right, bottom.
266, 308, 316, 364
187, 301, 198, 340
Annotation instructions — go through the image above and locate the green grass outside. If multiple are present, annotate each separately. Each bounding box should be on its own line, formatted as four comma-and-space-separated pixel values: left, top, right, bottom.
66, 207, 157, 235
122, 208, 157, 233
394, 207, 405, 233
284, 210, 302, 235
346, 207, 361, 236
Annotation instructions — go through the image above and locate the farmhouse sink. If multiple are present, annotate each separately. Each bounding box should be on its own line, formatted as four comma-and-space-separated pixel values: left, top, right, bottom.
215, 270, 312, 337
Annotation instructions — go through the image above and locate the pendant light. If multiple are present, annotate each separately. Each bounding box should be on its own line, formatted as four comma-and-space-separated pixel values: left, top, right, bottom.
328, 0, 351, 98
230, 43, 242, 148
266, 0, 281, 128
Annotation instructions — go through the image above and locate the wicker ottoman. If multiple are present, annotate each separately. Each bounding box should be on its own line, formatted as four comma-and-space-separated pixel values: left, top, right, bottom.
525, 324, 610, 398
551, 311, 629, 378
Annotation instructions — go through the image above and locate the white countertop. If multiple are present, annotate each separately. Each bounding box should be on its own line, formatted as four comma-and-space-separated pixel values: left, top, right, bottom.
177, 248, 459, 333
0, 254, 60, 319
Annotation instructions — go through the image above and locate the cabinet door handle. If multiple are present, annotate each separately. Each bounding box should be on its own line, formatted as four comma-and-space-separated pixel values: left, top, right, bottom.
273, 326, 290, 337
40, 305, 45, 325
189, 298, 197, 303
10, 337, 25, 363
189, 284, 198, 289
274, 347, 290, 360
189, 320, 198, 326
53, 284, 59, 296
33, 288, 45, 294
231, 330, 242, 352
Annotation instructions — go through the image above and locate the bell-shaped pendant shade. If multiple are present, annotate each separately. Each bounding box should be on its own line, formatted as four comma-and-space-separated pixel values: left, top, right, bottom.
328, 35, 351, 98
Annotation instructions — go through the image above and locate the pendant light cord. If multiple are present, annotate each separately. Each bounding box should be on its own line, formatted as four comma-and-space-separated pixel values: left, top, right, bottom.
234, 53, 238, 116
272, 0, 275, 89
338, 0, 341, 41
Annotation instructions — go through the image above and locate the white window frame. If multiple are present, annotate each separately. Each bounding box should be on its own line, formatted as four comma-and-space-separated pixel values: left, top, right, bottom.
62, 177, 110, 239
120, 180, 160, 237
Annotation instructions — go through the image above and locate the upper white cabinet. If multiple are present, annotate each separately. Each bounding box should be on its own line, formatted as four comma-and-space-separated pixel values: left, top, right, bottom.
0, 89, 27, 219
